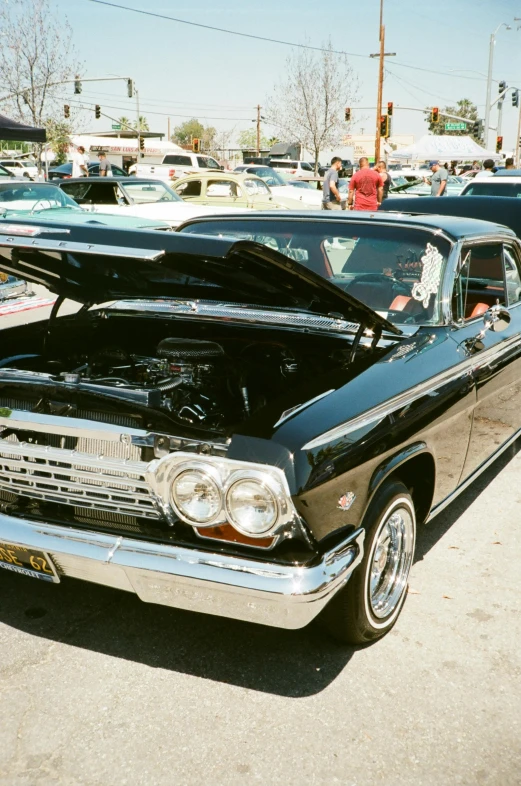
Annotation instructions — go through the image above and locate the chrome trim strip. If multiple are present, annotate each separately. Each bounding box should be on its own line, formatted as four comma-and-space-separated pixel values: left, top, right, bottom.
427, 426, 521, 522
0, 513, 365, 629
302, 334, 521, 450
274, 389, 335, 428
0, 235, 165, 261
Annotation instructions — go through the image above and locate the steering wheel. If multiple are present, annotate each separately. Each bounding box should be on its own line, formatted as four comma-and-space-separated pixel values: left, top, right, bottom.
30, 199, 53, 214
346, 272, 412, 295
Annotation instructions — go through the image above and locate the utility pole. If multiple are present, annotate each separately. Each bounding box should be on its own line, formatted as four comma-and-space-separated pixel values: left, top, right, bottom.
136, 88, 141, 157
167, 117, 171, 142
516, 99, 521, 167
256, 104, 261, 156
370, 0, 396, 164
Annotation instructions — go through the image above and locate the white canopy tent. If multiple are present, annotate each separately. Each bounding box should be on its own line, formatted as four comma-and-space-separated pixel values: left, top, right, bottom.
392, 134, 501, 162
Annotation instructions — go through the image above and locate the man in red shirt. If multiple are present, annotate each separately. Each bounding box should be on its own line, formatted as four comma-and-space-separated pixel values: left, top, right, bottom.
348, 157, 384, 211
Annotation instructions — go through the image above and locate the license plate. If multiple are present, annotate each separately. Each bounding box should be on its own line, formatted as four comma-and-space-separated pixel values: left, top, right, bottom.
0, 542, 60, 583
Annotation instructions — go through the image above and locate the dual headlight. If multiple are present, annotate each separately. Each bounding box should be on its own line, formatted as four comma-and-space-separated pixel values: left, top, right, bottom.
171, 465, 280, 536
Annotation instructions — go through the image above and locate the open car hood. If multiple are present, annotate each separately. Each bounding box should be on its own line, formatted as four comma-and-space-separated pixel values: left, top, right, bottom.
0, 218, 400, 335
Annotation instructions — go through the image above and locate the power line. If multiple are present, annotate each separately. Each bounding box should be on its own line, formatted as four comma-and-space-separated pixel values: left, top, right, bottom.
58, 95, 254, 122
79, 88, 252, 111
85, 0, 369, 58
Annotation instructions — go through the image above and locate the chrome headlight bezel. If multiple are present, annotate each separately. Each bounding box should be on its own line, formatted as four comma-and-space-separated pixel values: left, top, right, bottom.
169, 461, 225, 527
224, 470, 282, 536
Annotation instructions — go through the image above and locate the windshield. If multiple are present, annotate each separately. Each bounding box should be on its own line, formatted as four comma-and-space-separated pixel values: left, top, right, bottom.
179, 219, 452, 325
122, 181, 183, 203
0, 183, 79, 211
463, 182, 521, 197
246, 167, 286, 186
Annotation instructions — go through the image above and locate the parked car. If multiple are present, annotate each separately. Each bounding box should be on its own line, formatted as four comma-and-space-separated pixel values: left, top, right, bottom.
0, 163, 26, 182
0, 211, 518, 644
318, 160, 354, 178
131, 152, 223, 182
0, 181, 171, 230
460, 177, 521, 197
47, 162, 129, 180
393, 175, 468, 198
268, 159, 314, 175
172, 172, 299, 210
57, 177, 248, 228
0, 158, 38, 180
233, 166, 323, 206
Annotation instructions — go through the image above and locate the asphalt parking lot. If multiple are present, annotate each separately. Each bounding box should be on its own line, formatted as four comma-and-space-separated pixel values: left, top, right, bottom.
0, 430, 520, 785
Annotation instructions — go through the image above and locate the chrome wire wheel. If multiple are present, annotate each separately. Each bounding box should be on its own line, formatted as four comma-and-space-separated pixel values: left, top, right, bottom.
367, 499, 415, 622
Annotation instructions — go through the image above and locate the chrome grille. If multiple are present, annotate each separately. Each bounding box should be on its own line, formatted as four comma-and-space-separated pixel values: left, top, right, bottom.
0, 439, 159, 519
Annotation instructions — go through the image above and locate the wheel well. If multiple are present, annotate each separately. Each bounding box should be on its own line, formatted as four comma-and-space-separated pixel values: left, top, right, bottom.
389, 453, 435, 525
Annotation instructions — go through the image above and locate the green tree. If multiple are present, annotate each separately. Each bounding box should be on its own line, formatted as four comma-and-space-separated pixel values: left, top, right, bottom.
44, 119, 71, 164
117, 116, 148, 132
426, 99, 479, 139
172, 118, 216, 151
138, 116, 149, 131
237, 129, 269, 150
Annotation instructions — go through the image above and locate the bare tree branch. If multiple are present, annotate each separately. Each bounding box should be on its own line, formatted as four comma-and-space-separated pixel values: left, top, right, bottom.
266, 40, 359, 173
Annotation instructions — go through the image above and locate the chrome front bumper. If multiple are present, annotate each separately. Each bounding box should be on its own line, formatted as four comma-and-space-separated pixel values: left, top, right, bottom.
0, 513, 364, 629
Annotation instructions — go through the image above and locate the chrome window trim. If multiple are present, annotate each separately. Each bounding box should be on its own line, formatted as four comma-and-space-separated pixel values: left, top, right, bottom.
302, 333, 521, 450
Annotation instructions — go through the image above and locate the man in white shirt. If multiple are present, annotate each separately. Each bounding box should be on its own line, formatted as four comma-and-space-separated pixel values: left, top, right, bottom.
71, 146, 88, 178
474, 159, 495, 179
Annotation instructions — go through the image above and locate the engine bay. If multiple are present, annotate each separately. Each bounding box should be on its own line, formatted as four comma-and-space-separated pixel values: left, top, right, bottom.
0, 309, 386, 435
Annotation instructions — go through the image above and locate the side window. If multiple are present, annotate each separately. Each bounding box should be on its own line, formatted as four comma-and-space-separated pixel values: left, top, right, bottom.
453, 244, 506, 321
60, 182, 90, 200
504, 245, 521, 305
175, 180, 201, 197
206, 180, 242, 198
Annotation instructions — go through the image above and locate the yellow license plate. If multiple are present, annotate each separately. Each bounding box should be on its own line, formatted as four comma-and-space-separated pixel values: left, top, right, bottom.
0, 542, 59, 583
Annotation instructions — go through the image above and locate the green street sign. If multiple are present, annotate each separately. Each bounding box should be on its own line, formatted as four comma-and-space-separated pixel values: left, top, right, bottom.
445, 122, 467, 131
111, 123, 122, 130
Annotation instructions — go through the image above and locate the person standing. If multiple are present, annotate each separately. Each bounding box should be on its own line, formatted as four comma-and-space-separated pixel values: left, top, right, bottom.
98, 152, 113, 177
321, 157, 344, 210
375, 160, 391, 200
429, 161, 448, 196
474, 159, 496, 179
348, 157, 383, 211
71, 146, 88, 178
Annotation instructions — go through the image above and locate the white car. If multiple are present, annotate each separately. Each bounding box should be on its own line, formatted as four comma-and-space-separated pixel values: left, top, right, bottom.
58, 177, 248, 228
233, 166, 322, 207
268, 159, 314, 176
0, 159, 38, 180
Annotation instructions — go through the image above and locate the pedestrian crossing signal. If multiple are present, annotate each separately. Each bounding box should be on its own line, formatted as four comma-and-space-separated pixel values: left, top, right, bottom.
431, 107, 439, 123
379, 114, 389, 138
496, 136, 503, 153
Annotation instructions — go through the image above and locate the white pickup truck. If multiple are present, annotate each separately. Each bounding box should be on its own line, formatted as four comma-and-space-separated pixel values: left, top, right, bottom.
131, 152, 223, 182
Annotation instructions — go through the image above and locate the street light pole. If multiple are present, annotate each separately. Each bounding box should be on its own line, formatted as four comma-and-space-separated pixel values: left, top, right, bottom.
484, 23, 511, 149
256, 104, 261, 156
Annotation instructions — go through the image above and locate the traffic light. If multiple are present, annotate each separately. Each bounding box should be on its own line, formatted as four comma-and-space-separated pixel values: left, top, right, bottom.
387, 101, 393, 116
139, 137, 145, 151
127, 79, 133, 98
472, 119, 483, 138
431, 107, 439, 123
496, 136, 503, 153
499, 80, 507, 95
64, 104, 70, 119
345, 107, 351, 122
192, 137, 200, 153
513, 89, 519, 108
95, 105, 101, 119
379, 114, 389, 138
74, 75, 82, 94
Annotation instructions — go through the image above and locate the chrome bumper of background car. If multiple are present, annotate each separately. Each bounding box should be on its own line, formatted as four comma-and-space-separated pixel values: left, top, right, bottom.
0, 513, 365, 629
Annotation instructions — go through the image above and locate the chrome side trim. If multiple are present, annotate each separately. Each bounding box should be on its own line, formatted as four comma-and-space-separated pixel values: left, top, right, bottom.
302, 334, 521, 450
427, 426, 521, 522
0, 235, 165, 261
0, 513, 365, 629
274, 389, 335, 428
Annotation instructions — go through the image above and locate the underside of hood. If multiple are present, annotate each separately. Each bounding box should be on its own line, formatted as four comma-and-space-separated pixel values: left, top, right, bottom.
0, 218, 400, 335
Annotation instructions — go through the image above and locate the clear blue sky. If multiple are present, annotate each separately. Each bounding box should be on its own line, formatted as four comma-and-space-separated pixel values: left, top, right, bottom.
55, 0, 521, 152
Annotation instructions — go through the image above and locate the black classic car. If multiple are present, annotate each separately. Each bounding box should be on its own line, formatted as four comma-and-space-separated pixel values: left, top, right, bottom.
0, 212, 518, 645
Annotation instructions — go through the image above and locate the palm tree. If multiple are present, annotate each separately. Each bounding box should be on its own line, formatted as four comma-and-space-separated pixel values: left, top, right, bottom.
118, 116, 132, 130
138, 116, 149, 131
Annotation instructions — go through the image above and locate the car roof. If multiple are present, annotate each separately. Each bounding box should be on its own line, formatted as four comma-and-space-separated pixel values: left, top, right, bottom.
494, 169, 521, 177
177, 209, 515, 241
175, 172, 263, 182
58, 177, 159, 184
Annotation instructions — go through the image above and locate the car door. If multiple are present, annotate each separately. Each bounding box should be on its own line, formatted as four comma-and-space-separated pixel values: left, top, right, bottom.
451, 240, 521, 480
203, 178, 245, 207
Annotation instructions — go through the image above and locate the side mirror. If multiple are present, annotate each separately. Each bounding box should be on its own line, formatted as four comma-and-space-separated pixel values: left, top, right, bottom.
483, 305, 511, 333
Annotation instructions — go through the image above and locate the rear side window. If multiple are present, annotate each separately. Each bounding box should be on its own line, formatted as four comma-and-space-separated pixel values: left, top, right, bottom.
163, 155, 192, 166
453, 244, 506, 320
271, 161, 293, 169
463, 182, 521, 198
60, 181, 91, 199
206, 180, 242, 198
